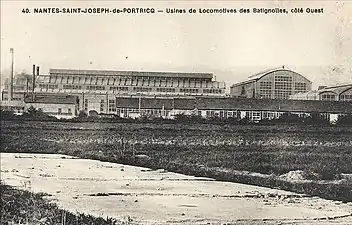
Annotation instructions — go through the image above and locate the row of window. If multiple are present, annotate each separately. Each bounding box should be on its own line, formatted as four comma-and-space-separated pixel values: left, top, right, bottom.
340, 94, 352, 101
108, 99, 116, 112
156, 88, 176, 93
48, 79, 216, 88
203, 89, 223, 94
180, 88, 199, 93
260, 82, 307, 91
115, 109, 286, 120
294, 83, 307, 91
275, 82, 292, 90
100, 99, 105, 112
110, 86, 129, 91
50, 75, 210, 83
321, 94, 336, 101
38, 84, 59, 89
274, 90, 292, 99
134, 87, 154, 92
35, 84, 225, 94
63, 85, 82, 90
260, 82, 272, 89
260, 90, 272, 99
86, 85, 105, 91
274, 76, 293, 82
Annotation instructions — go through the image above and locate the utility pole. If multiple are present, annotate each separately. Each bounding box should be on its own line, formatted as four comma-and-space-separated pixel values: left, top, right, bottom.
9, 48, 14, 101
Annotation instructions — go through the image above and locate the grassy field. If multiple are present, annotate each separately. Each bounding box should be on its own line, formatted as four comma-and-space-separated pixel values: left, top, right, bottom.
1, 120, 352, 202
0, 182, 121, 225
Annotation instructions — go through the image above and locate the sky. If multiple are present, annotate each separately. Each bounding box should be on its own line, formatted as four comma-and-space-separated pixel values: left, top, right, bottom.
1, 0, 352, 90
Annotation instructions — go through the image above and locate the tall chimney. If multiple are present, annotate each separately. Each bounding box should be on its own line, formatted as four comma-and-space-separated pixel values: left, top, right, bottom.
9, 48, 14, 101
32, 64, 36, 100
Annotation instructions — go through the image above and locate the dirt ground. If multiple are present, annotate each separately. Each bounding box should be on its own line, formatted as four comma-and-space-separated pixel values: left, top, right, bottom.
1, 153, 351, 225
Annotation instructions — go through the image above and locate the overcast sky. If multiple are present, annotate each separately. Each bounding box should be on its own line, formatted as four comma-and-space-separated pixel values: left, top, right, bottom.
1, 0, 351, 89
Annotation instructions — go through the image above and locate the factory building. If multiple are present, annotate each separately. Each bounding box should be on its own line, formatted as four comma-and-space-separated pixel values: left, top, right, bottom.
110, 96, 352, 123
230, 67, 312, 99
1, 67, 226, 114
1, 63, 351, 122
1, 68, 226, 100
24, 94, 78, 119
289, 84, 352, 101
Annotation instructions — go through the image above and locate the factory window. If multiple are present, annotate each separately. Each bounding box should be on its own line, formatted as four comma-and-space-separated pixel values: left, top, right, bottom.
275, 82, 292, 90
275, 76, 293, 82
263, 112, 275, 119
110, 86, 129, 91
274, 76, 292, 91
180, 88, 199, 93
274, 90, 291, 99
68, 108, 72, 114
340, 94, 352, 101
260, 90, 272, 99
108, 99, 116, 112
134, 87, 153, 92
100, 99, 105, 111
321, 94, 336, 101
63, 85, 82, 90
39, 84, 48, 89
294, 83, 307, 91
48, 85, 58, 89
84, 99, 88, 111
156, 88, 176, 93
86, 85, 105, 91
260, 81, 272, 89
252, 112, 261, 121
203, 89, 222, 94
58, 108, 62, 114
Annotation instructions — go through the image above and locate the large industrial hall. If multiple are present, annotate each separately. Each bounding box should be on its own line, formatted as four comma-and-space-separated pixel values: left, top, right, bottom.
1, 64, 351, 121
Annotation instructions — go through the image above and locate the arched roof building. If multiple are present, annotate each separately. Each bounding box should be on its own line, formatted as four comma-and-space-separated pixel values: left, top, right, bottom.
290, 84, 352, 101
230, 67, 312, 99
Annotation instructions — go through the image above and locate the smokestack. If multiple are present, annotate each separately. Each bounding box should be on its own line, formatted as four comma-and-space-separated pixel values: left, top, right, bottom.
32, 64, 36, 100
36, 66, 40, 75
9, 48, 14, 101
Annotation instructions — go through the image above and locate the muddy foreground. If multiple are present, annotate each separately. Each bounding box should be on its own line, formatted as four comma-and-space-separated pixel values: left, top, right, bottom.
1, 153, 351, 225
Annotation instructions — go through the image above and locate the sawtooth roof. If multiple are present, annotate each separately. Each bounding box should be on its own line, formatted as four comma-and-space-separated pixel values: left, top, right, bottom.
49, 69, 213, 79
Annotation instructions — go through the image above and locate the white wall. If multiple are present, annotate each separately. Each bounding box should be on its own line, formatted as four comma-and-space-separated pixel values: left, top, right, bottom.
25, 103, 76, 119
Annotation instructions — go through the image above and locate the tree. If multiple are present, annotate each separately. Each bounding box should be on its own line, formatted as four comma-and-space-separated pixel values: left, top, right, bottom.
24, 106, 45, 118
304, 111, 330, 125
77, 110, 88, 118
278, 112, 302, 124
336, 114, 352, 126
0, 110, 15, 120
